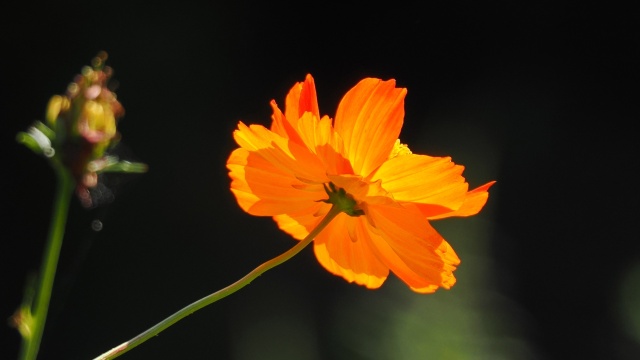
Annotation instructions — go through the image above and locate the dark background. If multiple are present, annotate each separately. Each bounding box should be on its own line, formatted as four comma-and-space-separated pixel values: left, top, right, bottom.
2, 2, 638, 359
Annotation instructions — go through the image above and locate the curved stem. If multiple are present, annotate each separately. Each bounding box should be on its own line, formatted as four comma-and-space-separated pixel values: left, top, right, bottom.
93, 205, 343, 360
19, 168, 74, 360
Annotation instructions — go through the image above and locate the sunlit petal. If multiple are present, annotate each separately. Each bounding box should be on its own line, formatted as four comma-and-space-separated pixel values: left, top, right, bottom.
270, 100, 305, 145
285, 74, 320, 122
270, 74, 320, 147
328, 174, 390, 203
428, 181, 496, 220
371, 153, 469, 217
227, 148, 326, 216
233, 122, 328, 183
314, 213, 388, 289
273, 202, 329, 240
334, 78, 406, 176
365, 202, 460, 291
315, 119, 353, 175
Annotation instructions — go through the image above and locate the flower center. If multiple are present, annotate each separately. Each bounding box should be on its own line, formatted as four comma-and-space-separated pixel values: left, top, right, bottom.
322, 182, 364, 217
388, 139, 412, 159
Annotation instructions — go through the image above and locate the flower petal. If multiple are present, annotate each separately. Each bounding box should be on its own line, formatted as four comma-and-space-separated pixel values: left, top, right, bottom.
269, 100, 305, 145
285, 74, 320, 122
313, 213, 389, 289
233, 121, 328, 183
364, 202, 460, 292
227, 148, 326, 216
370, 154, 469, 217
272, 202, 329, 240
428, 181, 496, 220
334, 78, 406, 176
294, 113, 353, 175
270, 74, 319, 146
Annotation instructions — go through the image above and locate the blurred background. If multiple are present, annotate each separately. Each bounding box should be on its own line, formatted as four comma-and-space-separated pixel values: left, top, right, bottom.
1, 2, 638, 359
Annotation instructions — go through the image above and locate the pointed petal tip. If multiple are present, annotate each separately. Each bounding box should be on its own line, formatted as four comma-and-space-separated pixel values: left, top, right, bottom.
473, 180, 496, 193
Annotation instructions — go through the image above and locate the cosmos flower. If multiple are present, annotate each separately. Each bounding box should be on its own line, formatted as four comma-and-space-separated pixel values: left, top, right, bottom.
227, 74, 494, 293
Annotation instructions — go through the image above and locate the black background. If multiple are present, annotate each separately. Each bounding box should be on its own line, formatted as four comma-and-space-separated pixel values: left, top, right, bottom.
1, 2, 638, 359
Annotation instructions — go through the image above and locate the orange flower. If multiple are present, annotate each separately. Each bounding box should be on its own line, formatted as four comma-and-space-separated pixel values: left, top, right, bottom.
227, 74, 495, 293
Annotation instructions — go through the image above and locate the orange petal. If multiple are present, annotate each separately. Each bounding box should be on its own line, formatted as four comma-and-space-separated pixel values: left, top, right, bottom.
370, 154, 469, 217
285, 74, 320, 122
270, 100, 305, 145
328, 174, 382, 202
227, 148, 326, 216
313, 213, 389, 289
334, 78, 406, 176
233, 121, 327, 183
428, 181, 496, 220
272, 202, 329, 240
270, 74, 320, 145
291, 110, 355, 175
364, 202, 460, 292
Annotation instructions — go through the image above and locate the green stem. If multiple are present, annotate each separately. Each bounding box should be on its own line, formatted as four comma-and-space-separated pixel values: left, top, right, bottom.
93, 205, 343, 360
19, 168, 74, 360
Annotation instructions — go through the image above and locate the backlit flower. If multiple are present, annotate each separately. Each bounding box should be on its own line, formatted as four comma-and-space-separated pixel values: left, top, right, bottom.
227, 74, 495, 293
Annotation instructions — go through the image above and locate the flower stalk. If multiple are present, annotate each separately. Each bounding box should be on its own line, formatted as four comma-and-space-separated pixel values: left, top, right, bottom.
93, 204, 344, 360
13, 52, 147, 359
17, 166, 74, 360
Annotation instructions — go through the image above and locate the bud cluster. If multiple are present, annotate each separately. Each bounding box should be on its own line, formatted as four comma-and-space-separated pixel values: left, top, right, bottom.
17, 52, 147, 207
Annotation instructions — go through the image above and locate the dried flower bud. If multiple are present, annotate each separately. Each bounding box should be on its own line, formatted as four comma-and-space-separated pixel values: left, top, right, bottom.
17, 51, 147, 207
